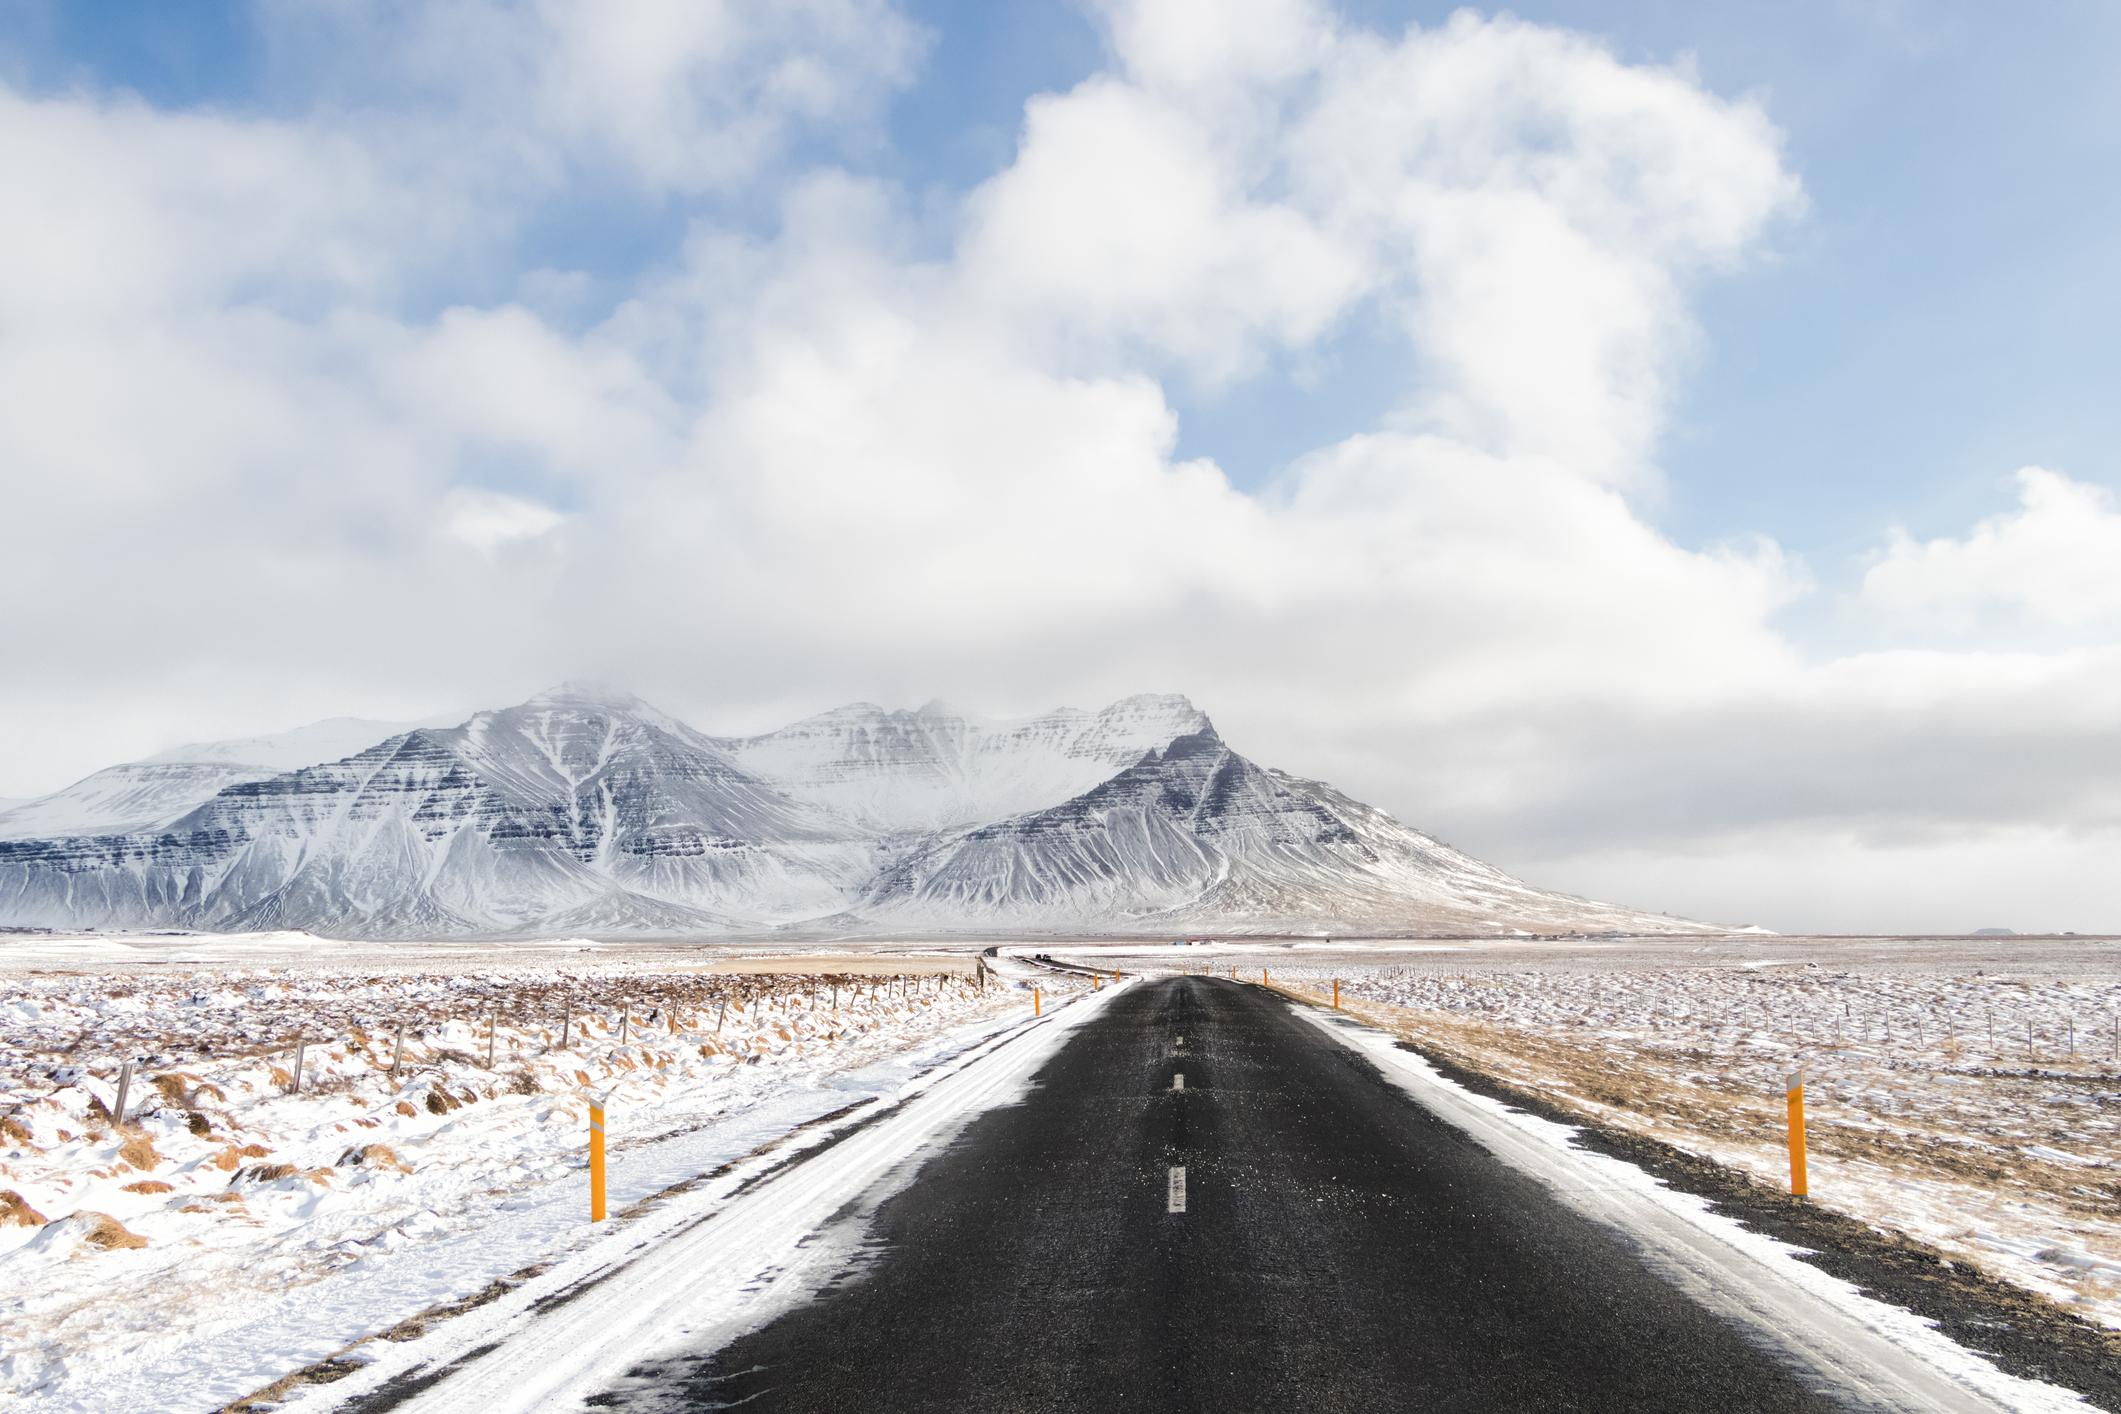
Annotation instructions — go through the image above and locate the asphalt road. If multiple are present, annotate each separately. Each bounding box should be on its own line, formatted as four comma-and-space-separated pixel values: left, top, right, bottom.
602, 977, 1852, 1412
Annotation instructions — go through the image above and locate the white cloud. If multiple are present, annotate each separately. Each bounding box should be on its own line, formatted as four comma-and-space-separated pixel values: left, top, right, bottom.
266, 0, 925, 195
0, 87, 431, 320
0, 2, 2114, 931
959, 78, 1367, 385
962, 6, 1802, 478
1862, 467, 2121, 633
441, 488, 567, 555
1092, 0, 1335, 91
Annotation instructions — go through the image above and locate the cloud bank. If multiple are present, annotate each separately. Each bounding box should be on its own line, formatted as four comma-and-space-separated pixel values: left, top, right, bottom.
0, 0, 2113, 932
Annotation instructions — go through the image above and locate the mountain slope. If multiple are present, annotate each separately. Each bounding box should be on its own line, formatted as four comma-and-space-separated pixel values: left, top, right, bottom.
714, 694, 1208, 834
0, 688, 1714, 937
0, 717, 422, 840
860, 725, 1706, 935
0, 687, 869, 936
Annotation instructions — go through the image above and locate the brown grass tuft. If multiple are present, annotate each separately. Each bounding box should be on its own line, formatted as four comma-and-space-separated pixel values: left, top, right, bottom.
78, 1212, 149, 1250
393, 1100, 417, 1117
122, 1180, 174, 1195
0, 1115, 30, 1146
150, 1073, 197, 1105
238, 1142, 270, 1158
235, 1163, 300, 1184
2, 1189, 48, 1227
336, 1143, 409, 1174
187, 1111, 212, 1138
118, 1134, 161, 1171
424, 1090, 452, 1115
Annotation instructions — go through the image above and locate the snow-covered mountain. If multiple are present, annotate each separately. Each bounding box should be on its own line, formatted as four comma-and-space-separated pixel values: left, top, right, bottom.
0, 716, 421, 840
713, 694, 1209, 833
0, 687, 1714, 938
0, 686, 868, 936
861, 726, 1687, 934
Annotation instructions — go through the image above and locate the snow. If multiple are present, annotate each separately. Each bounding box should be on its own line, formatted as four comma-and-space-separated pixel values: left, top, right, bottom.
275, 978, 1130, 1413
141, 717, 432, 772
0, 956, 1068, 1411
0, 688, 1709, 937
0, 718, 426, 841
0, 761, 279, 840
714, 693, 1208, 834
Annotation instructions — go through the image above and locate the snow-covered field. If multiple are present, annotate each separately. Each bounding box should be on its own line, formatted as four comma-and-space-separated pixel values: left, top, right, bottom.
0, 942, 1057, 1410
1248, 952, 2121, 1330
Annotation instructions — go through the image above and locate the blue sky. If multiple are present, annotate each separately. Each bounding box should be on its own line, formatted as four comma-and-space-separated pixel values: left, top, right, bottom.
3, 0, 2119, 931
11, 0, 2115, 566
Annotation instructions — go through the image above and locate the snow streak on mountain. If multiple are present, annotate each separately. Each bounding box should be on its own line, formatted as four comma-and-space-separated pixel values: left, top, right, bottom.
0, 716, 425, 841
0, 687, 1715, 938
712, 694, 1209, 833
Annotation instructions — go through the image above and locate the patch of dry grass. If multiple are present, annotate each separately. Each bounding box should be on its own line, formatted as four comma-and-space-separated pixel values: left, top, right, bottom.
1, 1187, 48, 1226
76, 1211, 147, 1250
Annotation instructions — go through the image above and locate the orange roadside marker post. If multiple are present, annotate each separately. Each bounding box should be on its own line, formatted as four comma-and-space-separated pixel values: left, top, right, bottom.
1786, 1068, 1808, 1197
1333, 979, 1340, 1009
1034, 987, 1042, 1017
589, 1092, 609, 1222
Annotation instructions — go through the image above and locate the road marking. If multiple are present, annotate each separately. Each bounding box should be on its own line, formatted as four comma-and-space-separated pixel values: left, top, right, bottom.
1172, 1073, 1184, 1091
1167, 1166, 1187, 1213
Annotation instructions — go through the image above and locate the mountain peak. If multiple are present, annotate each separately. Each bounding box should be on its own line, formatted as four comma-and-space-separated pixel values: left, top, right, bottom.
524, 680, 654, 713
0, 684, 1714, 937
1106, 691, 1199, 713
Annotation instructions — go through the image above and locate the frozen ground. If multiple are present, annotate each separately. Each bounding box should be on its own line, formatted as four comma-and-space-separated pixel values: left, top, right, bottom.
0, 935, 1064, 1411
6, 928, 2113, 1407
1105, 937, 2121, 1332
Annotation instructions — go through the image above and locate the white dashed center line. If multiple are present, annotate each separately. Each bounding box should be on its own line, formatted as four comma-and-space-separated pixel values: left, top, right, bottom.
1167, 1166, 1187, 1213
1172, 1073, 1185, 1091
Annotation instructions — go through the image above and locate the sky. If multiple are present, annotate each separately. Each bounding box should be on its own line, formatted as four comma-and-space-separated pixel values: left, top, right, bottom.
2, 0, 2118, 934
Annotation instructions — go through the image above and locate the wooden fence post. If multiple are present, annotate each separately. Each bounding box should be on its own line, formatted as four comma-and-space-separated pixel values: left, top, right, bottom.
112, 1060, 133, 1127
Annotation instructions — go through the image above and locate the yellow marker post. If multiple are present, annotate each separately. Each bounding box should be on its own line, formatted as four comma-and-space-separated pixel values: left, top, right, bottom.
1034, 987, 1042, 1017
1094, 975, 1101, 991
1262, 968, 1269, 986
1785, 1068, 1807, 1198
589, 1093, 608, 1223
1333, 979, 1340, 1009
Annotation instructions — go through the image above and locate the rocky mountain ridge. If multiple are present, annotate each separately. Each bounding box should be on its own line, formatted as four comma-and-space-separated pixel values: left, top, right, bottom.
0, 686, 1716, 938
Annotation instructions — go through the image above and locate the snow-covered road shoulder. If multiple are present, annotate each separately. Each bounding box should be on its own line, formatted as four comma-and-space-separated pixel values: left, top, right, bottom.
1289, 1000, 2094, 1414
281, 979, 1131, 1414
